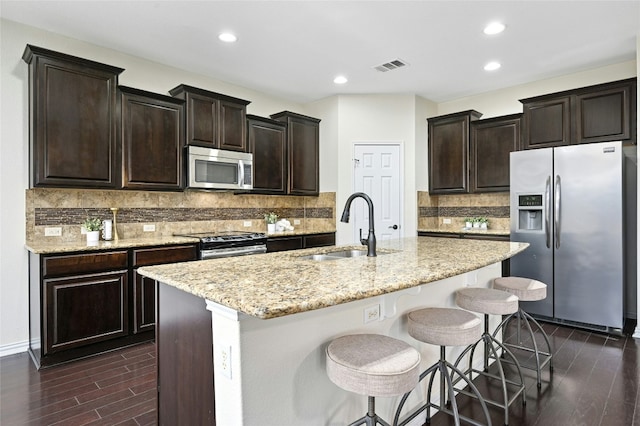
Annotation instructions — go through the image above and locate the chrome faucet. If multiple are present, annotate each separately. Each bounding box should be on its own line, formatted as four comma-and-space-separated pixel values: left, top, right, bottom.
340, 192, 377, 257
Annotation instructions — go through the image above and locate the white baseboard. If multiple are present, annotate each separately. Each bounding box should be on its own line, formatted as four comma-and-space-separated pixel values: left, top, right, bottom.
0, 340, 29, 358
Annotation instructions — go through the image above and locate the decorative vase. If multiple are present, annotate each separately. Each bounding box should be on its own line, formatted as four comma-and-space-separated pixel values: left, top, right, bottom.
86, 230, 100, 244
267, 223, 276, 234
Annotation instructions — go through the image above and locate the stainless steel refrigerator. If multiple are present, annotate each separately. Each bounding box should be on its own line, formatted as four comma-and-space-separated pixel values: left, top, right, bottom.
509, 141, 625, 330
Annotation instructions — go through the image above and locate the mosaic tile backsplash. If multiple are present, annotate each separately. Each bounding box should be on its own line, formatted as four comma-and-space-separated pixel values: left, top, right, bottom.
418, 191, 510, 231
27, 189, 336, 243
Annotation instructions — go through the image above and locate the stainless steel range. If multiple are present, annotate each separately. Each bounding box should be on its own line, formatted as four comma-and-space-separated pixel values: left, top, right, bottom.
174, 231, 267, 260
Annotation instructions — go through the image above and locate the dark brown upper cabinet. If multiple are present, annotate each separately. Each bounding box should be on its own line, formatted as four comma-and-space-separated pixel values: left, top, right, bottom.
247, 115, 287, 194
521, 78, 636, 149
270, 111, 321, 196
169, 84, 251, 152
119, 86, 185, 191
428, 110, 482, 194
22, 45, 124, 188
470, 114, 521, 193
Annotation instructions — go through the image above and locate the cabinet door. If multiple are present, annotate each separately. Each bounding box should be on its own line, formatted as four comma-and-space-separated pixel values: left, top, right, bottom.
522, 96, 571, 149
120, 87, 185, 190
248, 116, 287, 194
219, 99, 247, 152
575, 83, 632, 144
287, 116, 320, 195
187, 93, 218, 147
43, 270, 128, 354
428, 111, 481, 194
470, 115, 521, 192
133, 271, 156, 334
23, 45, 123, 188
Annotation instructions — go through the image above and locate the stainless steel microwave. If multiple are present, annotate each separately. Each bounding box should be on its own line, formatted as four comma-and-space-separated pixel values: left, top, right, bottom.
187, 146, 253, 190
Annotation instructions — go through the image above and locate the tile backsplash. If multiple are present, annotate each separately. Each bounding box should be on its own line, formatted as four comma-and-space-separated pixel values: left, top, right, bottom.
418, 191, 510, 231
27, 188, 336, 243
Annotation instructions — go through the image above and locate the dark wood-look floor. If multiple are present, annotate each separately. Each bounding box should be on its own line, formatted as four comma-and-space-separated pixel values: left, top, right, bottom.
0, 322, 638, 426
429, 320, 640, 426
0, 343, 156, 426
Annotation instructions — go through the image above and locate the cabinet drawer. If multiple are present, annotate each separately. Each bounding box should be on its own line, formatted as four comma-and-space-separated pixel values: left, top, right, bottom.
42, 251, 128, 278
267, 236, 303, 252
132, 245, 197, 267
303, 233, 335, 248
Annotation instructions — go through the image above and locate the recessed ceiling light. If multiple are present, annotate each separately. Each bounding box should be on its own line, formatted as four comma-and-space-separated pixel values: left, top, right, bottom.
483, 22, 506, 35
484, 61, 501, 71
333, 75, 348, 84
219, 32, 237, 43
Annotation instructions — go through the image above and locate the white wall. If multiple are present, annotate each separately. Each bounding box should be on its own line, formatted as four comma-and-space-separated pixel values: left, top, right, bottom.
0, 19, 303, 352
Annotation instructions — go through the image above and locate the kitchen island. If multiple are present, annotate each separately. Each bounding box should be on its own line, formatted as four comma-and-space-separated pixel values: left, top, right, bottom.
138, 236, 528, 426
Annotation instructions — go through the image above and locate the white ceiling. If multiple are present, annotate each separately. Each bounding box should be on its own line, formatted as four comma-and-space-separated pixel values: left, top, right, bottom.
2, 1, 639, 104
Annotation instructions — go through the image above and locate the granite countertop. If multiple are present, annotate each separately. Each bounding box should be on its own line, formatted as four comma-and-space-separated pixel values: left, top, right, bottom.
418, 227, 510, 236
138, 236, 528, 319
25, 236, 200, 254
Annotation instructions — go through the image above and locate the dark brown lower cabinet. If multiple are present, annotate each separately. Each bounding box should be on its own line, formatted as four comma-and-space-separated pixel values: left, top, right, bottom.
157, 282, 215, 426
29, 244, 197, 369
266, 232, 336, 252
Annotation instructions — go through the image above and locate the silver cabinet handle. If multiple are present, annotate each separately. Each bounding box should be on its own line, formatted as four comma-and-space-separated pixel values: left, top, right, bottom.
555, 175, 561, 249
545, 176, 551, 249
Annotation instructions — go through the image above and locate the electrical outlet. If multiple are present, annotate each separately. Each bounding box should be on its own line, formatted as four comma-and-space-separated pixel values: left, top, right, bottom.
243, 221, 252, 227
44, 227, 62, 237
443, 218, 452, 224
293, 219, 301, 225
216, 342, 232, 379
364, 304, 380, 323
143, 224, 155, 232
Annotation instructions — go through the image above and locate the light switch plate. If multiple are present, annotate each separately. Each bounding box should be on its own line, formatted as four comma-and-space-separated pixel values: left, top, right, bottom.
216, 342, 232, 379
44, 227, 62, 237
443, 218, 452, 224
143, 224, 155, 232
293, 219, 301, 225
243, 221, 252, 227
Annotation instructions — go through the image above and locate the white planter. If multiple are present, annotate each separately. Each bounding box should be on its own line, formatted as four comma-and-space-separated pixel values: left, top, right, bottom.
481, 223, 488, 230
267, 223, 276, 234
465, 221, 473, 229
86, 230, 100, 244
473, 222, 480, 228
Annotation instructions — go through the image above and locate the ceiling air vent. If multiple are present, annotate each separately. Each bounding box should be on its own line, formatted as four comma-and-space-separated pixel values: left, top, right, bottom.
373, 58, 409, 73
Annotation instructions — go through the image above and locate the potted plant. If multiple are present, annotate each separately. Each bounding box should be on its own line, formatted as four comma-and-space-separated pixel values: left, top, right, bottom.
83, 217, 102, 244
264, 212, 278, 234
464, 217, 474, 229
478, 217, 489, 229
472, 217, 481, 228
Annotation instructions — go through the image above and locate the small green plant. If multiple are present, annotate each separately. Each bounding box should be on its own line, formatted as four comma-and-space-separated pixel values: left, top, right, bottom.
264, 212, 279, 224
477, 217, 489, 224
464, 217, 475, 223
82, 217, 102, 232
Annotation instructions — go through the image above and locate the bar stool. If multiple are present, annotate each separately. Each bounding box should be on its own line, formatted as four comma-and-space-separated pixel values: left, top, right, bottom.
326, 334, 421, 426
493, 276, 553, 388
394, 307, 492, 426
454, 288, 527, 426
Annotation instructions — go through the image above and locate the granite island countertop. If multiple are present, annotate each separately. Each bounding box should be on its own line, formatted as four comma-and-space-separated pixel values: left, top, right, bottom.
138, 236, 528, 319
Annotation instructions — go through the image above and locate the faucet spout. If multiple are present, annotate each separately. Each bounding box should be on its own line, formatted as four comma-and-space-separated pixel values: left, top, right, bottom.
340, 192, 377, 257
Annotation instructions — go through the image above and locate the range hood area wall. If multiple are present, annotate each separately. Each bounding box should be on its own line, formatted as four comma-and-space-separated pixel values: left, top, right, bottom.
26, 189, 336, 243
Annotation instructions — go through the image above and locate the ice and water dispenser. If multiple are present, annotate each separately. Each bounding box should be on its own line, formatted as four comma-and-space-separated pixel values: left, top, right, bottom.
517, 194, 544, 231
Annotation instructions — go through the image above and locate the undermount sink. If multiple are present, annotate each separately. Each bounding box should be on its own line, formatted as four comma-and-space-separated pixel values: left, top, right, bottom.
299, 249, 388, 261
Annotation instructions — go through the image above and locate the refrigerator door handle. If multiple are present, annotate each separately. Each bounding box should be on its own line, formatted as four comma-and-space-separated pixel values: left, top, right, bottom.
545, 176, 551, 249
555, 175, 561, 249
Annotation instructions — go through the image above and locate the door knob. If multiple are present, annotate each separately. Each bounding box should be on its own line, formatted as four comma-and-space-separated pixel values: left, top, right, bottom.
388, 224, 398, 230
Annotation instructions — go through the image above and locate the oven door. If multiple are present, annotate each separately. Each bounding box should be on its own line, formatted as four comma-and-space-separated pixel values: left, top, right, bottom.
201, 244, 267, 260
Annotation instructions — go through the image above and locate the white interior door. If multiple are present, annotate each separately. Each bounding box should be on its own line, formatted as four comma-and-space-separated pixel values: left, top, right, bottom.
352, 143, 402, 242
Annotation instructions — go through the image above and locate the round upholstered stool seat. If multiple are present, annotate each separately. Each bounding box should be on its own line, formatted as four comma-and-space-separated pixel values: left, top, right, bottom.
408, 307, 482, 347
493, 276, 547, 301
456, 287, 519, 316
327, 334, 420, 397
